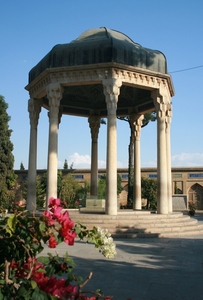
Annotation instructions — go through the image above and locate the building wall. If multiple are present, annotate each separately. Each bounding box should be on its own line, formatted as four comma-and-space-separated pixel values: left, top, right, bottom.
15, 167, 203, 209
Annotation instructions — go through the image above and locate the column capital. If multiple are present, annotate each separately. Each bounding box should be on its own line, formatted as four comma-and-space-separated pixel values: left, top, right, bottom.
28, 98, 41, 128
46, 83, 64, 103
130, 114, 144, 140
46, 83, 64, 119
88, 115, 101, 141
102, 78, 122, 114
151, 89, 167, 120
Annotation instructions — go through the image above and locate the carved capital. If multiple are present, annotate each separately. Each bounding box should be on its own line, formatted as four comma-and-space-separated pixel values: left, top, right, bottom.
28, 98, 41, 128
46, 83, 64, 118
130, 114, 144, 139
151, 89, 167, 120
103, 78, 122, 114
88, 115, 101, 141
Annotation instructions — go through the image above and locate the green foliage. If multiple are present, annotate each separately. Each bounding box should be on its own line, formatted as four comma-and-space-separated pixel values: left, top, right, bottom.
141, 177, 157, 210
117, 173, 123, 195
98, 174, 123, 199
77, 180, 90, 206
0, 95, 16, 209
36, 175, 45, 208
98, 174, 106, 199
63, 159, 68, 169
18, 171, 89, 209
20, 162, 25, 170
60, 174, 81, 208
141, 112, 156, 128
57, 170, 63, 198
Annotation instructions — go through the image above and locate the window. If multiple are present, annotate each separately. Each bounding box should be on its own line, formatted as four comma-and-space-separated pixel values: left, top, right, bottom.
72, 175, 84, 180
173, 174, 182, 178
148, 174, 157, 178
173, 181, 183, 194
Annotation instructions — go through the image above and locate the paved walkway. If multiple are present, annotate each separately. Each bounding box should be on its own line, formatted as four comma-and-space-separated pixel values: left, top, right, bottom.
41, 213, 203, 300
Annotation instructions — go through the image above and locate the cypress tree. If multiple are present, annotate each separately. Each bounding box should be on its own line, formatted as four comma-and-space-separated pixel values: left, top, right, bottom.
63, 159, 68, 169
0, 95, 16, 208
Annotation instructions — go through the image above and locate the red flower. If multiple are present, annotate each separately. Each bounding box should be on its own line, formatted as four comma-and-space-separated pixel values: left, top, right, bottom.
42, 211, 55, 226
49, 197, 61, 208
10, 260, 18, 269
48, 236, 58, 248
63, 231, 77, 245
60, 263, 67, 270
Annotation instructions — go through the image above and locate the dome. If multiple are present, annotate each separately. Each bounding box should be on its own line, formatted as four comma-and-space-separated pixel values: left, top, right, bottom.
29, 27, 167, 83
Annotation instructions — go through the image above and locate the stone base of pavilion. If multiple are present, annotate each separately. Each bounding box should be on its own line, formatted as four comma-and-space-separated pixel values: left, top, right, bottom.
80, 197, 123, 213
69, 209, 203, 238
80, 198, 106, 213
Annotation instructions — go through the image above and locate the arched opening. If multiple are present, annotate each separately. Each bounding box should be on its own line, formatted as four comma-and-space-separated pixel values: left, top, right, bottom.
188, 183, 203, 210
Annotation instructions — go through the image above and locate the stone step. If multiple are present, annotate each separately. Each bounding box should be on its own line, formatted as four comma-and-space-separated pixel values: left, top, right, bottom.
107, 222, 203, 234
74, 221, 203, 234
70, 212, 185, 219
70, 216, 194, 226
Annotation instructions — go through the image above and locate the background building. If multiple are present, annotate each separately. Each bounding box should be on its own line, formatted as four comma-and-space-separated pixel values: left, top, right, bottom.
15, 167, 203, 211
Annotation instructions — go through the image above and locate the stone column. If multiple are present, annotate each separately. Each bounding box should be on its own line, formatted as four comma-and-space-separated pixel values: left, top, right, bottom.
152, 89, 168, 214
130, 114, 144, 210
166, 103, 173, 212
46, 83, 63, 206
103, 78, 122, 215
27, 98, 41, 211
88, 115, 101, 197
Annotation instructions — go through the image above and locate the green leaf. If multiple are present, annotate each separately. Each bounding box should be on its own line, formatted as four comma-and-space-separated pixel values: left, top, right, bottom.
31, 287, 49, 300
31, 280, 37, 289
5, 214, 18, 235
0, 289, 3, 300
35, 268, 46, 273
37, 256, 50, 264
17, 285, 31, 297
47, 253, 53, 258
45, 265, 55, 276
39, 222, 46, 232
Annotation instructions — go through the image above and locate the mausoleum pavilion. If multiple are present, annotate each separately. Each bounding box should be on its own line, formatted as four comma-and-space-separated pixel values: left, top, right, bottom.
25, 27, 174, 215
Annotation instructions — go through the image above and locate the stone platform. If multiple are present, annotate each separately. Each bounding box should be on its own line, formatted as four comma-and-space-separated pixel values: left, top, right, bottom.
69, 210, 203, 238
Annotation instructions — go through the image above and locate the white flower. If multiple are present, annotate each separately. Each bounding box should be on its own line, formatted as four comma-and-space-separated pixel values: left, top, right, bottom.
95, 227, 117, 259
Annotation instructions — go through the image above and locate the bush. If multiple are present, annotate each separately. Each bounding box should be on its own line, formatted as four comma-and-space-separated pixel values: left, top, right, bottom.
0, 197, 118, 299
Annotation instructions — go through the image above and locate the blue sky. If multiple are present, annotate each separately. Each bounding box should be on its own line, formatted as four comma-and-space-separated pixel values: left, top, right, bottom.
1, 0, 203, 170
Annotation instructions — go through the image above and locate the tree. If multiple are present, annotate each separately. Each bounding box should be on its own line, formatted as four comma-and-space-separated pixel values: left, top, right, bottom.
63, 159, 68, 169
0, 95, 16, 208
77, 180, 90, 205
20, 162, 25, 170
98, 174, 107, 199
59, 174, 81, 208
141, 177, 157, 210
118, 112, 156, 207
98, 174, 123, 199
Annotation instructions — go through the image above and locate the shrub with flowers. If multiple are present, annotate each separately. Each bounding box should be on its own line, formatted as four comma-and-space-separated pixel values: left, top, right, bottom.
0, 197, 117, 299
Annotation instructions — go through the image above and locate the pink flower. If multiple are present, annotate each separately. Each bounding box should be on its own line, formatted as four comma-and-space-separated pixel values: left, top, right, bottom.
63, 231, 77, 245
49, 197, 61, 208
51, 206, 64, 221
